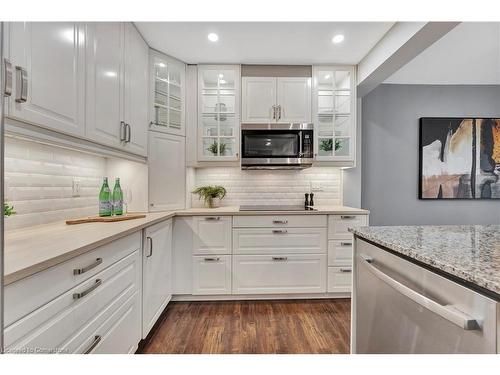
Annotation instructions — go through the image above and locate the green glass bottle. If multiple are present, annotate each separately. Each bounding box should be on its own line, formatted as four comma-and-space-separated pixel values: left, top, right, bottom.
112, 178, 123, 216
99, 177, 112, 217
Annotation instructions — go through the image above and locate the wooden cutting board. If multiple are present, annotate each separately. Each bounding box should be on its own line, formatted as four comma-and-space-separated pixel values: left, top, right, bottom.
66, 213, 146, 225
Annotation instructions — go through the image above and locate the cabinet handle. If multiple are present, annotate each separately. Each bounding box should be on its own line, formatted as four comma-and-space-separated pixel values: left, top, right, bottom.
146, 236, 153, 257
204, 216, 221, 221
83, 335, 102, 354
3, 58, 12, 96
271, 105, 276, 120
340, 268, 352, 273
15, 66, 28, 103
340, 215, 356, 220
340, 242, 352, 247
204, 257, 220, 262
120, 121, 126, 142
73, 279, 102, 300
272, 256, 288, 261
272, 220, 288, 224
125, 123, 131, 142
277, 105, 282, 121
272, 229, 287, 234
73, 258, 103, 275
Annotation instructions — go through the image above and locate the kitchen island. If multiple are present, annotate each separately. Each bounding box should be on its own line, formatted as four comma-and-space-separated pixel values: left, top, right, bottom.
350, 225, 500, 354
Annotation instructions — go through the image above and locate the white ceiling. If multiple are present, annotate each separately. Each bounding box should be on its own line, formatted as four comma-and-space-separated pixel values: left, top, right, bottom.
385, 22, 500, 84
135, 22, 394, 65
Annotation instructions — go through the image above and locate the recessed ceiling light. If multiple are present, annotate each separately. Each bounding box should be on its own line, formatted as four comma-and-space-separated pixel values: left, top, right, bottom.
207, 33, 219, 42
157, 62, 166, 68
332, 34, 345, 44
104, 71, 117, 78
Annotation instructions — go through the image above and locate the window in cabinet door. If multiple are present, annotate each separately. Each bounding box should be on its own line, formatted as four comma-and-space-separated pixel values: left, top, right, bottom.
198, 66, 240, 160
313, 67, 354, 162
151, 52, 185, 136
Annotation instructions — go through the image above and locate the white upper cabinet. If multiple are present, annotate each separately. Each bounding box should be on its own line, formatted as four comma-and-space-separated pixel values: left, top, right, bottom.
312, 66, 355, 163
122, 23, 149, 156
276, 77, 312, 123
148, 131, 186, 211
85, 23, 124, 148
7, 22, 86, 137
241, 77, 276, 123
149, 50, 186, 136
86, 23, 148, 156
241, 76, 311, 124
198, 65, 240, 161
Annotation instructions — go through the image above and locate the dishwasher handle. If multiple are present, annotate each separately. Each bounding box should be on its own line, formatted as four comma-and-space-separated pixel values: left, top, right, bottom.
359, 254, 480, 331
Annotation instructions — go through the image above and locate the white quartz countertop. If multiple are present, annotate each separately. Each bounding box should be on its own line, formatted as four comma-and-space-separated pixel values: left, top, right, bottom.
5, 205, 368, 285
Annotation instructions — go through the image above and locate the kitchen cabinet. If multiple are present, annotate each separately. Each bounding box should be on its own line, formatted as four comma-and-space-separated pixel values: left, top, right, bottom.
149, 50, 186, 136
148, 131, 186, 211
6, 22, 86, 137
86, 22, 148, 156
241, 76, 311, 124
142, 219, 173, 338
198, 65, 240, 161
192, 216, 232, 255
312, 65, 356, 163
192, 255, 232, 295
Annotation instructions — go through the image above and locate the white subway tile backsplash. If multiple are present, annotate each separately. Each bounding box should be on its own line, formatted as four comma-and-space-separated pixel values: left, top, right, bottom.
192, 167, 342, 207
5, 138, 106, 230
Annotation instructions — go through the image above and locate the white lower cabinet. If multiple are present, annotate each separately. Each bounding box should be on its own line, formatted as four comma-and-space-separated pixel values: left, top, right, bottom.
327, 267, 352, 293
327, 240, 353, 266
192, 216, 232, 255
142, 219, 173, 338
192, 255, 232, 295
232, 254, 327, 295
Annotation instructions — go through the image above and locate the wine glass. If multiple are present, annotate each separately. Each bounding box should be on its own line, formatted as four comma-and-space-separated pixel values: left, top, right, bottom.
123, 189, 133, 215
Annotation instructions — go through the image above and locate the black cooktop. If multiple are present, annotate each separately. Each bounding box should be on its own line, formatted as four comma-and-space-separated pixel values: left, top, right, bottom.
239, 205, 316, 211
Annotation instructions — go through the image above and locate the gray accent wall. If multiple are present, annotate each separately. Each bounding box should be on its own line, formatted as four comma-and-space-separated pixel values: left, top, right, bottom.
362, 84, 500, 225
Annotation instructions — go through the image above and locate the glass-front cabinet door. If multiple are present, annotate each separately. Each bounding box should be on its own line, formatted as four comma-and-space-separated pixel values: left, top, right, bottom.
150, 50, 185, 136
198, 65, 240, 161
312, 66, 355, 164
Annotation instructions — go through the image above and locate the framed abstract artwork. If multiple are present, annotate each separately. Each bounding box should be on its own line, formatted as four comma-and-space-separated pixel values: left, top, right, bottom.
419, 117, 500, 199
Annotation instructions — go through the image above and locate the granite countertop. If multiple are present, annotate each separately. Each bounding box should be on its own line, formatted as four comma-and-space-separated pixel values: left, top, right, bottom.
350, 225, 500, 297
5, 205, 368, 285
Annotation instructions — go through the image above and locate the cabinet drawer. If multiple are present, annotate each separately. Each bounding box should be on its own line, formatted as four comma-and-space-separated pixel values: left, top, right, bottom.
233, 215, 327, 228
192, 255, 231, 295
233, 254, 326, 294
4, 250, 141, 352
328, 215, 368, 239
192, 216, 232, 255
233, 227, 327, 255
327, 267, 352, 293
328, 240, 353, 266
5, 232, 141, 327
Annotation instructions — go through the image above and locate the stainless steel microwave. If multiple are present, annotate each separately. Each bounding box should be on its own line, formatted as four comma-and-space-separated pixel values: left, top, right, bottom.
241, 123, 314, 169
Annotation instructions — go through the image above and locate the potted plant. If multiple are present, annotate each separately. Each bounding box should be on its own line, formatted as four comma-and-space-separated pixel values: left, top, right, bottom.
319, 138, 342, 153
4, 203, 15, 217
192, 185, 227, 208
207, 140, 227, 156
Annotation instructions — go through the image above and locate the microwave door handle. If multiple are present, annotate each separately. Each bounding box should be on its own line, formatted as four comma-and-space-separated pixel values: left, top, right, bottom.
299, 132, 303, 157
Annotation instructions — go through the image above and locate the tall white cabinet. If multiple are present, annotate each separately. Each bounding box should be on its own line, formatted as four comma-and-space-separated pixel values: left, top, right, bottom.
312, 66, 355, 164
7, 22, 86, 137
241, 76, 311, 124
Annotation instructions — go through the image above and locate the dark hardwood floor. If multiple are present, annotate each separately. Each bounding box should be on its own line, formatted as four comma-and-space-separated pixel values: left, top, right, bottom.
139, 299, 351, 354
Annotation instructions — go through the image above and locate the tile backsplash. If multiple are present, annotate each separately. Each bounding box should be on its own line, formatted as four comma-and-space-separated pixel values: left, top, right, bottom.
192, 167, 342, 207
4, 137, 106, 230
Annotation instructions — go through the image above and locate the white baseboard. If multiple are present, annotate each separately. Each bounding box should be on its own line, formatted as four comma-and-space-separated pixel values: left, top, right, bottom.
171, 293, 351, 302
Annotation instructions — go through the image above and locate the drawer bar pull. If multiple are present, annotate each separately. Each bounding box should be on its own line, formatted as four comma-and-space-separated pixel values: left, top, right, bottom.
73, 258, 103, 275
340, 242, 352, 247
272, 220, 288, 224
340, 268, 352, 273
73, 279, 102, 300
272, 256, 288, 261
272, 229, 288, 234
205, 216, 221, 221
83, 335, 102, 354
340, 215, 356, 220
204, 257, 220, 262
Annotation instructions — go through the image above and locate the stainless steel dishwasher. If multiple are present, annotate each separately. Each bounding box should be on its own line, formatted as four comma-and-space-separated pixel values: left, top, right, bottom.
352, 238, 498, 354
